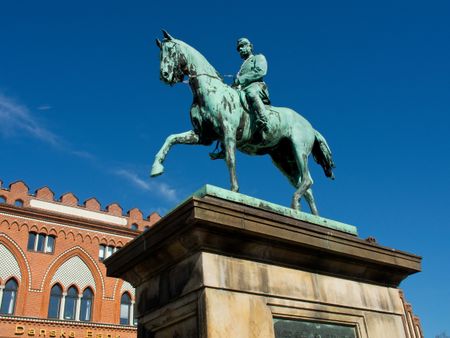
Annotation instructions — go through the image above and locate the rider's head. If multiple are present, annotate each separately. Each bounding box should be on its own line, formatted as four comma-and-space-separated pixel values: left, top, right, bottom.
237, 38, 253, 59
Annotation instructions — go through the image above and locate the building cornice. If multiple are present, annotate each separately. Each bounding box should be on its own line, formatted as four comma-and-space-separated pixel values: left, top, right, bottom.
0, 204, 138, 238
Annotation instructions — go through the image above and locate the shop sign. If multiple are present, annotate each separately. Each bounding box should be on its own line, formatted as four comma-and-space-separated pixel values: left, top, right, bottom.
15, 325, 121, 338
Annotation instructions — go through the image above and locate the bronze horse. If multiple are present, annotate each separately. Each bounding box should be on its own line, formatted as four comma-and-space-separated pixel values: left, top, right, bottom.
151, 31, 335, 215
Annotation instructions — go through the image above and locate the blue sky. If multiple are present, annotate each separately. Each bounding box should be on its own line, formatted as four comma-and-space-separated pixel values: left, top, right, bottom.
1, 0, 449, 335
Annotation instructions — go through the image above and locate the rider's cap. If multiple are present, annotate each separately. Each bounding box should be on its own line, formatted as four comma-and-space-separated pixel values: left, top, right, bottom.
237, 37, 252, 51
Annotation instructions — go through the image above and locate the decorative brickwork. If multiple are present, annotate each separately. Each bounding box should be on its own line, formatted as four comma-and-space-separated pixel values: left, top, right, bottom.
51, 256, 96, 291
120, 281, 135, 298
0, 180, 160, 232
0, 179, 161, 338
0, 243, 22, 281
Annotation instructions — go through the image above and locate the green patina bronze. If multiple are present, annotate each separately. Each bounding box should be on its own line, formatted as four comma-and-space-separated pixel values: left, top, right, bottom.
151, 30, 335, 215
193, 185, 357, 235
161, 184, 356, 235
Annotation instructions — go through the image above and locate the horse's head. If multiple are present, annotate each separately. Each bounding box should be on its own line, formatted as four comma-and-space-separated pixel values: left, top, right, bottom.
156, 30, 187, 85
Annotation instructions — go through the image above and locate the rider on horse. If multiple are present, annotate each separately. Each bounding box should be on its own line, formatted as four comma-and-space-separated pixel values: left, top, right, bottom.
153, 31, 335, 213
210, 37, 271, 160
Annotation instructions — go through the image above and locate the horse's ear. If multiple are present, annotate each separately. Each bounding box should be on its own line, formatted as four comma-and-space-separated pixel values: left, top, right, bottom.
156, 38, 162, 49
162, 29, 173, 40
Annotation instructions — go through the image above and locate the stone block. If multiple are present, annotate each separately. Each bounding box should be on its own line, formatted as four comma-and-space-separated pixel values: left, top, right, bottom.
105, 186, 423, 337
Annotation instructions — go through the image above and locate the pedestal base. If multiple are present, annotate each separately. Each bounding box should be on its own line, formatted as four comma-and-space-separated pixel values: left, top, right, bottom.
106, 186, 423, 338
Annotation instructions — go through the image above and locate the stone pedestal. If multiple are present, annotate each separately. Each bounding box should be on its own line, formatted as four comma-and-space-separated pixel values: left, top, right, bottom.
105, 185, 423, 338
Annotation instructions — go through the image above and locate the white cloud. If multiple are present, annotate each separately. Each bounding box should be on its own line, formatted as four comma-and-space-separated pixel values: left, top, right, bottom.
0, 93, 177, 205
114, 169, 178, 202
115, 169, 150, 190
0, 94, 59, 146
71, 150, 96, 160
37, 104, 52, 111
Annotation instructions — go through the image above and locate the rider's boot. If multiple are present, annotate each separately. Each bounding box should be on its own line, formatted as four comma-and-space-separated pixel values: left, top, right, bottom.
252, 98, 269, 132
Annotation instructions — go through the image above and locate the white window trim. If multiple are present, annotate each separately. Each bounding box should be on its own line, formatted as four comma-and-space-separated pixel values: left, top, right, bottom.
59, 292, 67, 320
30, 233, 54, 253
33, 234, 39, 251
75, 294, 83, 321
0, 285, 4, 310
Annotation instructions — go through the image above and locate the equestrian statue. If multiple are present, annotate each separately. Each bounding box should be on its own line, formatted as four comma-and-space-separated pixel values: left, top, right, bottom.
151, 30, 335, 215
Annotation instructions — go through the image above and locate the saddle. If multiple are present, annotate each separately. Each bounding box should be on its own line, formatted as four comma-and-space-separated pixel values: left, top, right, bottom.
210, 91, 281, 159
237, 89, 271, 114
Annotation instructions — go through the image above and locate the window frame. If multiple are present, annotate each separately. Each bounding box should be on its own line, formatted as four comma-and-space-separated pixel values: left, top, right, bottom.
119, 292, 132, 325
99, 244, 106, 261
48, 283, 63, 319
27, 232, 37, 251
0, 278, 18, 315
27, 232, 55, 254
79, 287, 94, 322
63, 285, 78, 320
99, 244, 120, 260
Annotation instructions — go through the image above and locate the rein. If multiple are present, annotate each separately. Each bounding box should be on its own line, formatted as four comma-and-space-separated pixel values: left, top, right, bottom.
184, 73, 234, 84
188, 73, 223, 81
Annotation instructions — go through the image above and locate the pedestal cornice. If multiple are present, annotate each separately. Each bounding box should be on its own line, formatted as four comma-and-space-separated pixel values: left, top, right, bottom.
106, 190, 421, 288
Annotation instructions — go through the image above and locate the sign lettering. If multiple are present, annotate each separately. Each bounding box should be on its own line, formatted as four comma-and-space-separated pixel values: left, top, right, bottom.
15, 326, 25, 335
13, 326, 122, 338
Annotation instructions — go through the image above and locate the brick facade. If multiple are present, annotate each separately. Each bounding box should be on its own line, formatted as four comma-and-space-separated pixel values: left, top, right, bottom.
0, 180, 160, 338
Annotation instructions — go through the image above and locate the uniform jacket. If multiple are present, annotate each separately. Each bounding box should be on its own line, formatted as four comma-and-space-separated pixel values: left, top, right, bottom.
236, 54, 268, 88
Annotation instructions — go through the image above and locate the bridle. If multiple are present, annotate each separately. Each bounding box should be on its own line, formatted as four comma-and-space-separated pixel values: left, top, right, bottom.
162, 40, 223, 83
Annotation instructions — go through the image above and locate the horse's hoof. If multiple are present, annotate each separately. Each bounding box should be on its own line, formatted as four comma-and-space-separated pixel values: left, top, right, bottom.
150, 163, 164, 177
311, 207, 319, 216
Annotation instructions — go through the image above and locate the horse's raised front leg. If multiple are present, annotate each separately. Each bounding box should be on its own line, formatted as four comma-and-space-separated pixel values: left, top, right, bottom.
150, 130, 200, 177
223, 135, 239, 192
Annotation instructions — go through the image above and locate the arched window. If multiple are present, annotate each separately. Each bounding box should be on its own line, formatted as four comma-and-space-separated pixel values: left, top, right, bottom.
130, 223, 138, 231
120, 293, 132, 325
14, 199, 24, 207
48, 284, 62, 318
79, 288, 93, 321
0, 196, 6, 203
0, 278, 18, 315
64, 286, 78, 320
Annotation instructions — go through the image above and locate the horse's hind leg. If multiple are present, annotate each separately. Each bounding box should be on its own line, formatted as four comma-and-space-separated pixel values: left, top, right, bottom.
151, 130, 200, 177
224, 135, 239, 192
291, 145, 315, 213
304, 188, 318, 215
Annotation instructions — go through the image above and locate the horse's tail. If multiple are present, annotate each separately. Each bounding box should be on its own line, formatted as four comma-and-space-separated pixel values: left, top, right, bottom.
312, 130, 336, 179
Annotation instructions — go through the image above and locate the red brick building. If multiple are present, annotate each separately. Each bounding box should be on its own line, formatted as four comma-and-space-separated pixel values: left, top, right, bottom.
0, 180, 160, 338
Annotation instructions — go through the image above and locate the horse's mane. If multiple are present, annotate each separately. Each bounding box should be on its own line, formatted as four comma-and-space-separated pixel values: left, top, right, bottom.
175, 39, 224, 81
